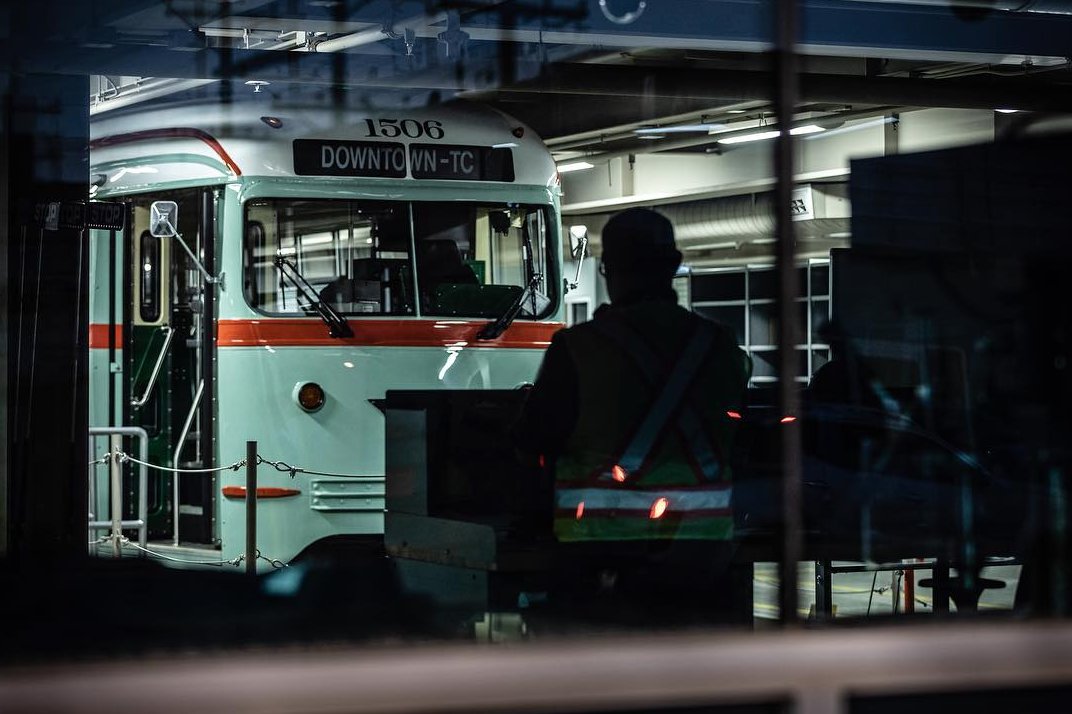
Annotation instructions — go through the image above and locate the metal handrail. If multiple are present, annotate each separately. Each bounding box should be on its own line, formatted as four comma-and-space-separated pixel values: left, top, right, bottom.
88, 426, 149, 549
172, 379, 206, 546
130, 325, 174, 408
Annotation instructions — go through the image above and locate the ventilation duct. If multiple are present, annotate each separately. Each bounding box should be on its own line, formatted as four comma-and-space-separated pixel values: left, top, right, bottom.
583, 184, 851, 257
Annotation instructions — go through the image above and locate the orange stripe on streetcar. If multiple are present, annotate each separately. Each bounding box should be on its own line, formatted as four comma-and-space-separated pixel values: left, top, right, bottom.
217, 318, 563, 349
89, 128, 243, 176
222, 486, 301, 499
89, 323, 123, 349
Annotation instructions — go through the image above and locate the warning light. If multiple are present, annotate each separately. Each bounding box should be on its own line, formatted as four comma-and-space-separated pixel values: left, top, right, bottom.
612, 464, 628, 482
726, 410, 742, 420
576, 501, 585, 519
780, 415, 797, 424
649, 497, 669, 519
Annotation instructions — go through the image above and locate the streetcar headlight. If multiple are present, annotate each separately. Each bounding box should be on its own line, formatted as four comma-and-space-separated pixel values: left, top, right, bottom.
295, 382, 326, 412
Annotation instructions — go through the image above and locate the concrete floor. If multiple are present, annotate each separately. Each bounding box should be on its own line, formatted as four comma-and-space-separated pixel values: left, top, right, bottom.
753, 561, 1021, 620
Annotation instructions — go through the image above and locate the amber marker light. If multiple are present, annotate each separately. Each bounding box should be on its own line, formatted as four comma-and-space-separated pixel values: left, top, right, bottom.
296, 382, 326, 412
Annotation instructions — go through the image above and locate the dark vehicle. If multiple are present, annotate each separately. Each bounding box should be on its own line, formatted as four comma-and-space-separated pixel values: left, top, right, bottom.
734, 403, 1027, 566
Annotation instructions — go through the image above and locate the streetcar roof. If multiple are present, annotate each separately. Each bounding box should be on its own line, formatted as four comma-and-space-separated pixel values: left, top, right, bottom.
90, 100, 558, 195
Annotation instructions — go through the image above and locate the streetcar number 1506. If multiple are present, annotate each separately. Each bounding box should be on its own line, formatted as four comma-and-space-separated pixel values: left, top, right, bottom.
364, 119, 445, 140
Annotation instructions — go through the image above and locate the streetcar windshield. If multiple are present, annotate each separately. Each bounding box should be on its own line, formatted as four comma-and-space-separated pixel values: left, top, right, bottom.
244, 199, 555, 319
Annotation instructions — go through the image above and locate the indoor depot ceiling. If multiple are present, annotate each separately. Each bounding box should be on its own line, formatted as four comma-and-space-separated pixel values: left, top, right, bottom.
9, 0, 1072, 148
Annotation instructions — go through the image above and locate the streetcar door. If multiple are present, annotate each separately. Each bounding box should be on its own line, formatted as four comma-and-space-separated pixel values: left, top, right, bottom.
125, 189, 217, 546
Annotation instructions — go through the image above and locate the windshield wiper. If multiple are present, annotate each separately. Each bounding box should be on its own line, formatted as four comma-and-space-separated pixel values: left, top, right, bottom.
476, 272, 542, 341
273, 256, 354, 338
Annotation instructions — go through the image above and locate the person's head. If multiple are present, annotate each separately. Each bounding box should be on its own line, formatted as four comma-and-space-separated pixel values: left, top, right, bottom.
599, 208, 682, 303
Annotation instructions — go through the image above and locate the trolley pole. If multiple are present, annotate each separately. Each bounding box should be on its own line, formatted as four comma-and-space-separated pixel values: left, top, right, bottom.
246, 440, 257, 576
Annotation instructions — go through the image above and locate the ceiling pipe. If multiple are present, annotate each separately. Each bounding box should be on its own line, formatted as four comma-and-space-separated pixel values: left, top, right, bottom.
838, 0, 1072, 14
90, 78, 218, 115
309, 25, 387, 52
545, 100, 770, 151
509, 64, 1072, 113
563, 106, 902, 163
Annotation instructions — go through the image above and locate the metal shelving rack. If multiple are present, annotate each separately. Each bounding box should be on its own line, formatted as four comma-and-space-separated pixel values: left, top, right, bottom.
688, 258, 832, 386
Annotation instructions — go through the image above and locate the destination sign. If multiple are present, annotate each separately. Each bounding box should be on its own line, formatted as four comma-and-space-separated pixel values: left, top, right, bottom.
409, 143, 514, 182
293, 139, 407, 178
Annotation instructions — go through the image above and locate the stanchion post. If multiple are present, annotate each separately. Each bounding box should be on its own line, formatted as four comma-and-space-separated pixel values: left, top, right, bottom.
246, 441, 257, 576
110, 434, 122, 557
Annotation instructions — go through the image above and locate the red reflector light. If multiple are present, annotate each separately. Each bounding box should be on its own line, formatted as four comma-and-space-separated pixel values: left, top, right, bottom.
649, 497, 669, 520
538, 454, 546, 468
611, 464, 628, 482
780, 415, 797, 424
222, 486, 301, 499
297, 382, 326, 412
726, 410, 742, 420
576, 501, 585, 519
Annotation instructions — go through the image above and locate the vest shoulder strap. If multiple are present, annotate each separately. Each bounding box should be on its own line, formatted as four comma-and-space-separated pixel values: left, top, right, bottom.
590, 316, 722, 480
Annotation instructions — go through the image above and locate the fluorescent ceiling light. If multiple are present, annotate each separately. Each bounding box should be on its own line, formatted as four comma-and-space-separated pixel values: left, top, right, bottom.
492, 142, 519, 148
726, 109, 748, 114
717, 124, 825, 145
635, 124, 725, 134
791, 125, 827, 136
557, 161, 595, 173
995, 109, 1020, 114
688, 241, 739, 251
718, 129, 779, 145
803, 115, 893, 140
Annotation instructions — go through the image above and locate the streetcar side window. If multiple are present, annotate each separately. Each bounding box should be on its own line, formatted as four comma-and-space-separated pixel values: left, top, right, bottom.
244, 199, 556, 319
139, 230, 161, 323
413, 203, 555, 319
244, 199, 416, 316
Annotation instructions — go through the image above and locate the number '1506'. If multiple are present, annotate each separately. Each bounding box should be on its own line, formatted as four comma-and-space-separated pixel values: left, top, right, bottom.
364, 119, 445, 140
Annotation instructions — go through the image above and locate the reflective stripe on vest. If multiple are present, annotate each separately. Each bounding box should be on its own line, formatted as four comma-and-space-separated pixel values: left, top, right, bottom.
591, 318, 721, 482
556, 486, 731, 512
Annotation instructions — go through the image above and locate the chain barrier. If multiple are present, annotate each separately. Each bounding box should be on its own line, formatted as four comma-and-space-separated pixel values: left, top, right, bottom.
84, 448, 367, 570
91, 447, 371, 480
87, 533, 290, 569
119, 452, 247, 474
255, 455, 371, 480
119, 537, 244, 567
89, 447, 246, 473
116, 536, 293, 568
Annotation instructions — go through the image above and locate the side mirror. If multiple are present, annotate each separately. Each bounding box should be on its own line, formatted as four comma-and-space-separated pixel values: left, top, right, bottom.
147, 199, 224, 289
565, 225, 589, 293
149, 201, 178, 238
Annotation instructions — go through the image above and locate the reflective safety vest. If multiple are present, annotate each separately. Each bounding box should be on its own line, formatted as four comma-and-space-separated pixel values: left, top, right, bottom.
553, 302, 751, 542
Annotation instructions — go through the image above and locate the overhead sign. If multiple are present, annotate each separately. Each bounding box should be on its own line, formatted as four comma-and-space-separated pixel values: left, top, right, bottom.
293, 139, 407, 178
33, 201, 125, 231
409, 144, 514, 182
790, 185, 814, 221
85, 201, 126, 230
